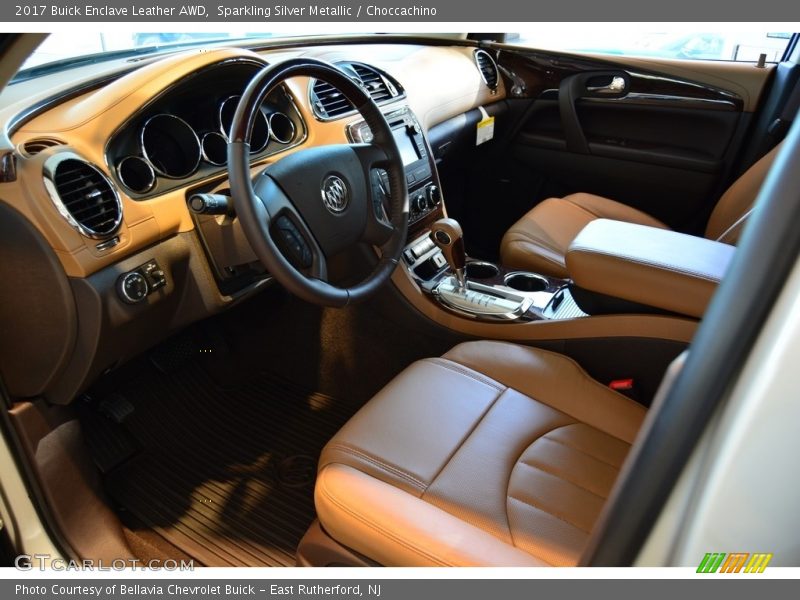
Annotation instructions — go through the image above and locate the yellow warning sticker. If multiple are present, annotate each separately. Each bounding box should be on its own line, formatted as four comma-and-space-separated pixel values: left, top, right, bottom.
476, 107, 495, 145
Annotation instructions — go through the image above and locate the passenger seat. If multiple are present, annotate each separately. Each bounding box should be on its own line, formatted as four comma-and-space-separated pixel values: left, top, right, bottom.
500, 143, 782, 278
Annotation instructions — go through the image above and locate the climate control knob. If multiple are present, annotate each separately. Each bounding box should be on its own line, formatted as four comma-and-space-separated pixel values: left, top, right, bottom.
426, 185, 441, 206
412, 193, 428, 213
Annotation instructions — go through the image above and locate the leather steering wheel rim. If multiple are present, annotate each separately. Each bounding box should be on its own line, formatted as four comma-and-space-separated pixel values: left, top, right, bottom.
228, 58, 409, 307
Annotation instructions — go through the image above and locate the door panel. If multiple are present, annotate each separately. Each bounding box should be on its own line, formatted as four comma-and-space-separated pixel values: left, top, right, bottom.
490, 48, 771, 234
519, 101, 739, 172
512, 141, 724, 229
513, 100, 743, 226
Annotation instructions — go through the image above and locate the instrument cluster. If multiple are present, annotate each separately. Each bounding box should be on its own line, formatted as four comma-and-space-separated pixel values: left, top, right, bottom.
106, 59, 305, 199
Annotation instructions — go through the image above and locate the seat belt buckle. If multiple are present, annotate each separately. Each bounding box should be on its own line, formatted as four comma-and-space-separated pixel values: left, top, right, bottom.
768, 118, 789, 137
608, 378, 634, 391
608, 378, 640, 402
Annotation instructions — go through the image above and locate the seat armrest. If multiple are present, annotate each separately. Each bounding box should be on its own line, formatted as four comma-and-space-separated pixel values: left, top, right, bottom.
566, 219, 735, 318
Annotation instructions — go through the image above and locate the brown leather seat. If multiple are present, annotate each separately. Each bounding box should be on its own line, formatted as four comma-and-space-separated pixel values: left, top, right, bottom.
500, 144, 781, 278
313, 341, 646, 566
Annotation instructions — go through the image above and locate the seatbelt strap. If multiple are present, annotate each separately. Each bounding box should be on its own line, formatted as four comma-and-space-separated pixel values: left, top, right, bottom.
715, 207, 754, 244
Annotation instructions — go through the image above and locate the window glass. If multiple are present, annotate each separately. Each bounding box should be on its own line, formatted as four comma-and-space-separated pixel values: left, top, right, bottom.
507, 31, 793, 62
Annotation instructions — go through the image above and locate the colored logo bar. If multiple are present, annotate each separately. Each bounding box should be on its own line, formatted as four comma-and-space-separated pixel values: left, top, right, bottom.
697, 553, 773, 573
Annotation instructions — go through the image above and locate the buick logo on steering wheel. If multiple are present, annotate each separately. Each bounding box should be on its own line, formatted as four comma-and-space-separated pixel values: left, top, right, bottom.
321, 175, 349, 214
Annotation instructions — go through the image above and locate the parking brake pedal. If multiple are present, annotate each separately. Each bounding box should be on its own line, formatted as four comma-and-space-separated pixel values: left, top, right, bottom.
78, 395, 139, 474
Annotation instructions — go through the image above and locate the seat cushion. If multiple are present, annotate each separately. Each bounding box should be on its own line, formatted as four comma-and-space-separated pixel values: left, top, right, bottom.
500, 193, 669, 278
315, 341, 646, 566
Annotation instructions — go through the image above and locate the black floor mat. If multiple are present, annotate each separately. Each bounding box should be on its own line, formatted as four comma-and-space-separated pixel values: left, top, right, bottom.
93, 361, 362, 567
81, 288, 455, 566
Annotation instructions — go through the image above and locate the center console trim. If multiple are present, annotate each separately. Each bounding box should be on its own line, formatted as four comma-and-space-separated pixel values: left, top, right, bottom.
390, 259, 699, 343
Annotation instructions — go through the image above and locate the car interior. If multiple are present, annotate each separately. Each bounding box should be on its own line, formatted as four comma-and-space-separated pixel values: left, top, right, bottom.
0, 31, 799, 567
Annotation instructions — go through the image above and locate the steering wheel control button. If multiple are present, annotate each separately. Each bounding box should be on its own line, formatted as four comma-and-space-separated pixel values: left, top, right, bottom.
118, 272, 149, 304
369, 169, 391, 224
320, 174, 349, 214
274, 216, 312, 268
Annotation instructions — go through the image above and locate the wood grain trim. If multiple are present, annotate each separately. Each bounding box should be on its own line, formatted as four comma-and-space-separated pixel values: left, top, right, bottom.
496, 47, 761, 112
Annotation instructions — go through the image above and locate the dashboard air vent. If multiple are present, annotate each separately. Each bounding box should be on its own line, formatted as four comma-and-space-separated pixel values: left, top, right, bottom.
310, 61, 404, 120
351, 63, 394, 103
20, 137, 64, 157
47, 157, 122, 239
474, 49, 499, 89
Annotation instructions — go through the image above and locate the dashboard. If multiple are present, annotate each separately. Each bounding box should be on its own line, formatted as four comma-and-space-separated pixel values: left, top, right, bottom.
2, 44, 500, 277
0, 40, 504, 404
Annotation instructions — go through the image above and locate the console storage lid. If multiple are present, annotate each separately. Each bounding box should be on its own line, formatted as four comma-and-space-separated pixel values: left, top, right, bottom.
566, 219, 736, 319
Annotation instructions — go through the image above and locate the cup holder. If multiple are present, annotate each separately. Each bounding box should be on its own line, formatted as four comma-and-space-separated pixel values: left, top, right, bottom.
465, 261, 500, 279
504, 272, 549, 292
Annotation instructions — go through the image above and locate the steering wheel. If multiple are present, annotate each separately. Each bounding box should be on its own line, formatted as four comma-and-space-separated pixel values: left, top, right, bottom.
228, 58, 408, 307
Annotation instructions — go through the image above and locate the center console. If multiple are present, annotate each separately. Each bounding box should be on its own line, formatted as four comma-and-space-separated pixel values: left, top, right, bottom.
340, 106, 698, 354
349, 105, 585, 324
566, 219, 734, 318
403, 225, 587, 322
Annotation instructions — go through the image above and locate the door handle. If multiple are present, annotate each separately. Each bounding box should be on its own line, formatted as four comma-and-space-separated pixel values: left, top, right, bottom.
586, 76, 627, 95
559, 71, 630, 154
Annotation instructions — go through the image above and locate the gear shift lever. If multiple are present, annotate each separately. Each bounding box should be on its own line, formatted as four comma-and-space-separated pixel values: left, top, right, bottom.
428, 217, 533, 320
430, 218, 467, 291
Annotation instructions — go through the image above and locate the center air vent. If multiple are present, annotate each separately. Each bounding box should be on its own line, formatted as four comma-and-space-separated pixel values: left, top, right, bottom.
310, 61, 404, 120
44, 154, 122, 239
351, 63, 394, 103
20, 137, 64, 157
474, 49, 499, 89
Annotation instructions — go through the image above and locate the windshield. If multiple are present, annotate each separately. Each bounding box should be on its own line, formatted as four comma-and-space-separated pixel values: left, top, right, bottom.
14, 32, 316, 80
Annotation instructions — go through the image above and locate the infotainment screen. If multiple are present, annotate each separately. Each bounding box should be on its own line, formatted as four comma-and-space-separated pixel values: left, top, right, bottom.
393, 128, 421, 166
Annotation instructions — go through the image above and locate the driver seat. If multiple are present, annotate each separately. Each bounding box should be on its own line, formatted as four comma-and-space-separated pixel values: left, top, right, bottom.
305, 341, 646, 566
